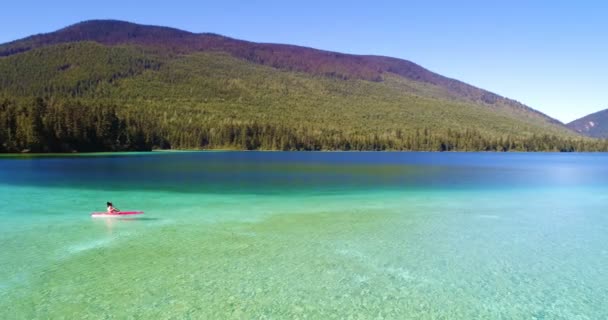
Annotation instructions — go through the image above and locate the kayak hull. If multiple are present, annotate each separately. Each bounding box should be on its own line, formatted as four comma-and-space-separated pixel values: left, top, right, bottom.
91, 211, 144, 218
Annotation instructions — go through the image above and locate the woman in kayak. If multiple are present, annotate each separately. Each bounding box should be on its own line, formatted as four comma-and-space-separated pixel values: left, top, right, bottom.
107, 202, 120, 214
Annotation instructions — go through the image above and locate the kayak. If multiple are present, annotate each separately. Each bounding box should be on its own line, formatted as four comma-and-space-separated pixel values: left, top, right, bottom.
91, 211, 144, 218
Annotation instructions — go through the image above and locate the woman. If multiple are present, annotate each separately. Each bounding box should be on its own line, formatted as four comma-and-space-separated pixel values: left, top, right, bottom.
107, 202, 120, 214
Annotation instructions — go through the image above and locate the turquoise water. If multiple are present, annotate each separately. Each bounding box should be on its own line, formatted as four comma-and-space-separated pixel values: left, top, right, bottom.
1, 152, 607, 318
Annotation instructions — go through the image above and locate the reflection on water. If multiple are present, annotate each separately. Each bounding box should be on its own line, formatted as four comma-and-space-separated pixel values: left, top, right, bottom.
2, 152, 608, 194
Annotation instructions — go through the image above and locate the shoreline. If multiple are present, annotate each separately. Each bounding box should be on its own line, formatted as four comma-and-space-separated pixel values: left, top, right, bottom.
0, 149, 605, 157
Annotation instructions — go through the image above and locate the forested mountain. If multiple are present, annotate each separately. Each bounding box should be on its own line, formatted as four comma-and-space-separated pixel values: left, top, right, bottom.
567, 109, 608, 138
0, 20, 566, 121
1, 20, 605, 152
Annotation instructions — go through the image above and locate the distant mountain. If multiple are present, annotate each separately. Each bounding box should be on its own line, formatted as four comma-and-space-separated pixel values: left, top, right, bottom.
567, 109, 608, 138
0, 20, 600, 152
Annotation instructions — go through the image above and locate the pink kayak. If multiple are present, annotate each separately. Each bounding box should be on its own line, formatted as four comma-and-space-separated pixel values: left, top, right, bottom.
91, 211, 144, 218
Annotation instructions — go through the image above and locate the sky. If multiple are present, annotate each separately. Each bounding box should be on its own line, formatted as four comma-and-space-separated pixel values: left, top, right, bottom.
1, 0, 606, 123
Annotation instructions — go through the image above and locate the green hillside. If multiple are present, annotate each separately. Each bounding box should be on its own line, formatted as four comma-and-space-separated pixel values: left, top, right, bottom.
0, 22, 606, 152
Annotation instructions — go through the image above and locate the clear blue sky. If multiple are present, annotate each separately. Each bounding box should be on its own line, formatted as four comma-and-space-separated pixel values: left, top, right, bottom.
1, 0, 606, 122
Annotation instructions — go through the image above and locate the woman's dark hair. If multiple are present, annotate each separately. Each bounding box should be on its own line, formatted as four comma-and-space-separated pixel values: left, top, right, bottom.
107, 202, 113, 206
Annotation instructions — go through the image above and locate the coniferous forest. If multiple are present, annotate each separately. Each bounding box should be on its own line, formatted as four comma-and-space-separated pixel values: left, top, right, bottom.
1, 21, 607, 153
2, 97, 608, 153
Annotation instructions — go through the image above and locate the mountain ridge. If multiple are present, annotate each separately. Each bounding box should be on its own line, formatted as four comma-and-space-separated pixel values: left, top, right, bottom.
0, 20, 563, 126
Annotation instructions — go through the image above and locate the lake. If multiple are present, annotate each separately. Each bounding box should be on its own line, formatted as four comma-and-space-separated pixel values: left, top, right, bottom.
1, 151, 607, 318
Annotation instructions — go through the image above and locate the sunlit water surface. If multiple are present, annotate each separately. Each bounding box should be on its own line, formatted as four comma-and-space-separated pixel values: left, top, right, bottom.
1, 152, 607, 319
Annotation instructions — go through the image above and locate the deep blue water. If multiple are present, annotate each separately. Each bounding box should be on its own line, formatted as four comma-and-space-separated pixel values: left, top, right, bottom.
2, 152, 607, 193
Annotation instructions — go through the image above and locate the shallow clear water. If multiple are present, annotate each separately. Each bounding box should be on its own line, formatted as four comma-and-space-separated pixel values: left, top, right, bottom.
1, 151, 607, 319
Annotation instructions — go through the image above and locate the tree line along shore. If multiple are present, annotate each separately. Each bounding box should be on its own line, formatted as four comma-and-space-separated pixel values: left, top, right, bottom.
2, 97, 608, 153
